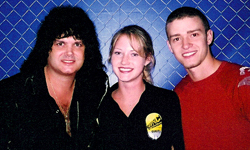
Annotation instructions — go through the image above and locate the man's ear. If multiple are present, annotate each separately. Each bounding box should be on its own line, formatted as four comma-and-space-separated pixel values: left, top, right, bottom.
207, 29, 214, 45
167, 40, 173, 53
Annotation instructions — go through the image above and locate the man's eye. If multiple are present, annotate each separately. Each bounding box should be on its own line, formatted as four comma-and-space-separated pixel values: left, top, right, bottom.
173, 38, 179, 42
75, 43, 82, 47
192, 33, 198, 37
57, 42, 64, 46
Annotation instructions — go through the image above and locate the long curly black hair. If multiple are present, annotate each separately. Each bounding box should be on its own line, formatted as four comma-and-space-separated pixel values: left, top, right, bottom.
20, 5, 105, 79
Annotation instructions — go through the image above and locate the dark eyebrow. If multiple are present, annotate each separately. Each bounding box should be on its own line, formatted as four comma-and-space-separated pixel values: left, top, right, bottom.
74, 40, 83, 44
169, 29, 202, 39
169, 33, 180, 39
74, 39, 83, 42
54, 39, 64, 43
187, 29, 202, 34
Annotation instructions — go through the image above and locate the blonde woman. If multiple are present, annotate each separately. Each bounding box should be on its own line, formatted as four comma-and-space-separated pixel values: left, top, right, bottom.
95, 25, 184, 150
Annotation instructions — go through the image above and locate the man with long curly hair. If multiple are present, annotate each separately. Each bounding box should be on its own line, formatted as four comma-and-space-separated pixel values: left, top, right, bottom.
0, 6, 108, 149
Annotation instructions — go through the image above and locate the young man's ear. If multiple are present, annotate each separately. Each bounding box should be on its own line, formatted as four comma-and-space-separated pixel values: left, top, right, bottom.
207, 29, 214, 45
167, 40, 173, 53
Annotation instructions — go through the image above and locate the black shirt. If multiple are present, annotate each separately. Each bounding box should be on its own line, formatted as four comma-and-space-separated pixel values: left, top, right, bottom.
0, 68, 108, 149
95, 82, 184, 150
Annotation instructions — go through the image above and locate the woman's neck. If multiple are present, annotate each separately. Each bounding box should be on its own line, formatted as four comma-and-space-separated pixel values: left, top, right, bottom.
113, 79, 146, 117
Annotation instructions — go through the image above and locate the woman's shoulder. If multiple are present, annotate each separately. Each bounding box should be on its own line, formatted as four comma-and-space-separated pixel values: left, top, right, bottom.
141, 83, 181, 117
146, 82, 177, 96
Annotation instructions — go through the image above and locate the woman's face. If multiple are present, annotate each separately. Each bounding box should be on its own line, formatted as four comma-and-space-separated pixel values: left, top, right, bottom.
111, 34, 150, 83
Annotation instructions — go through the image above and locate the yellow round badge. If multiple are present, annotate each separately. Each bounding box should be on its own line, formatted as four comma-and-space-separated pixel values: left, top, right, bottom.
145, 113, 162, 140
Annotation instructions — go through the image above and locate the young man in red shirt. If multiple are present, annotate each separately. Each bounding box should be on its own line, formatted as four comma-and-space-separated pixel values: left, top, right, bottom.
166, 6, 250, 150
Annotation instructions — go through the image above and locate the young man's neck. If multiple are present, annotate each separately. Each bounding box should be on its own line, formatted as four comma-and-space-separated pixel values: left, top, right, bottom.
187, 58, 222, 82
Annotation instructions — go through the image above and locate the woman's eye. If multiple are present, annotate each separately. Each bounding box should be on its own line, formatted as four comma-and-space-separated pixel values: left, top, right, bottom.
132, 53, 138, 57
114, 51, 121, 55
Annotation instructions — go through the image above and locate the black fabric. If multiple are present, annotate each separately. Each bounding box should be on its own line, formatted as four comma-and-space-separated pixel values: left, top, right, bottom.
0, 68, 108, 150
95, 82, 185, 150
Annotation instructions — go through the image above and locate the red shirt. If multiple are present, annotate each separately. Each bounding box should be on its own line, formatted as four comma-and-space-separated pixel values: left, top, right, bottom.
175, 61, 250, 150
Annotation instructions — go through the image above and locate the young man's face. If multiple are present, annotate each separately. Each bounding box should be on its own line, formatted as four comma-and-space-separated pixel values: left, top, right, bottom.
166, 16, 213, 70
47, 36, 85, 76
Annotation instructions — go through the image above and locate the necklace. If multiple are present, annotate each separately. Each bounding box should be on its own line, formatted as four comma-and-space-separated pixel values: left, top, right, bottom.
45, 67, 76, 137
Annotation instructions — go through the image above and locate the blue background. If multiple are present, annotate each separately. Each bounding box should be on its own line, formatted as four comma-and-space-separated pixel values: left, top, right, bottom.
0, 0, 250, 90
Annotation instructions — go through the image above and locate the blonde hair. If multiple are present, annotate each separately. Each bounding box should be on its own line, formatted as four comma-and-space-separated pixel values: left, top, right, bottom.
109, 25, 155, 84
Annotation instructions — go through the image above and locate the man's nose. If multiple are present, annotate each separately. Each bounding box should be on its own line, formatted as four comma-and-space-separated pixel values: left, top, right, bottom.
182, 37, 192, 49
66, 45, 73, 54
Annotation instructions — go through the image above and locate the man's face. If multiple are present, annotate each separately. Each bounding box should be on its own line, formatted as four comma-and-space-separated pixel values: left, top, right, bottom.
47, 36, 85, 76
166, 16, 213, 70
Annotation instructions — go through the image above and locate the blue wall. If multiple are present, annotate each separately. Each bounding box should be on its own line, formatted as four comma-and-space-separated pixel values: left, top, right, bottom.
0, 0, 250, 90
